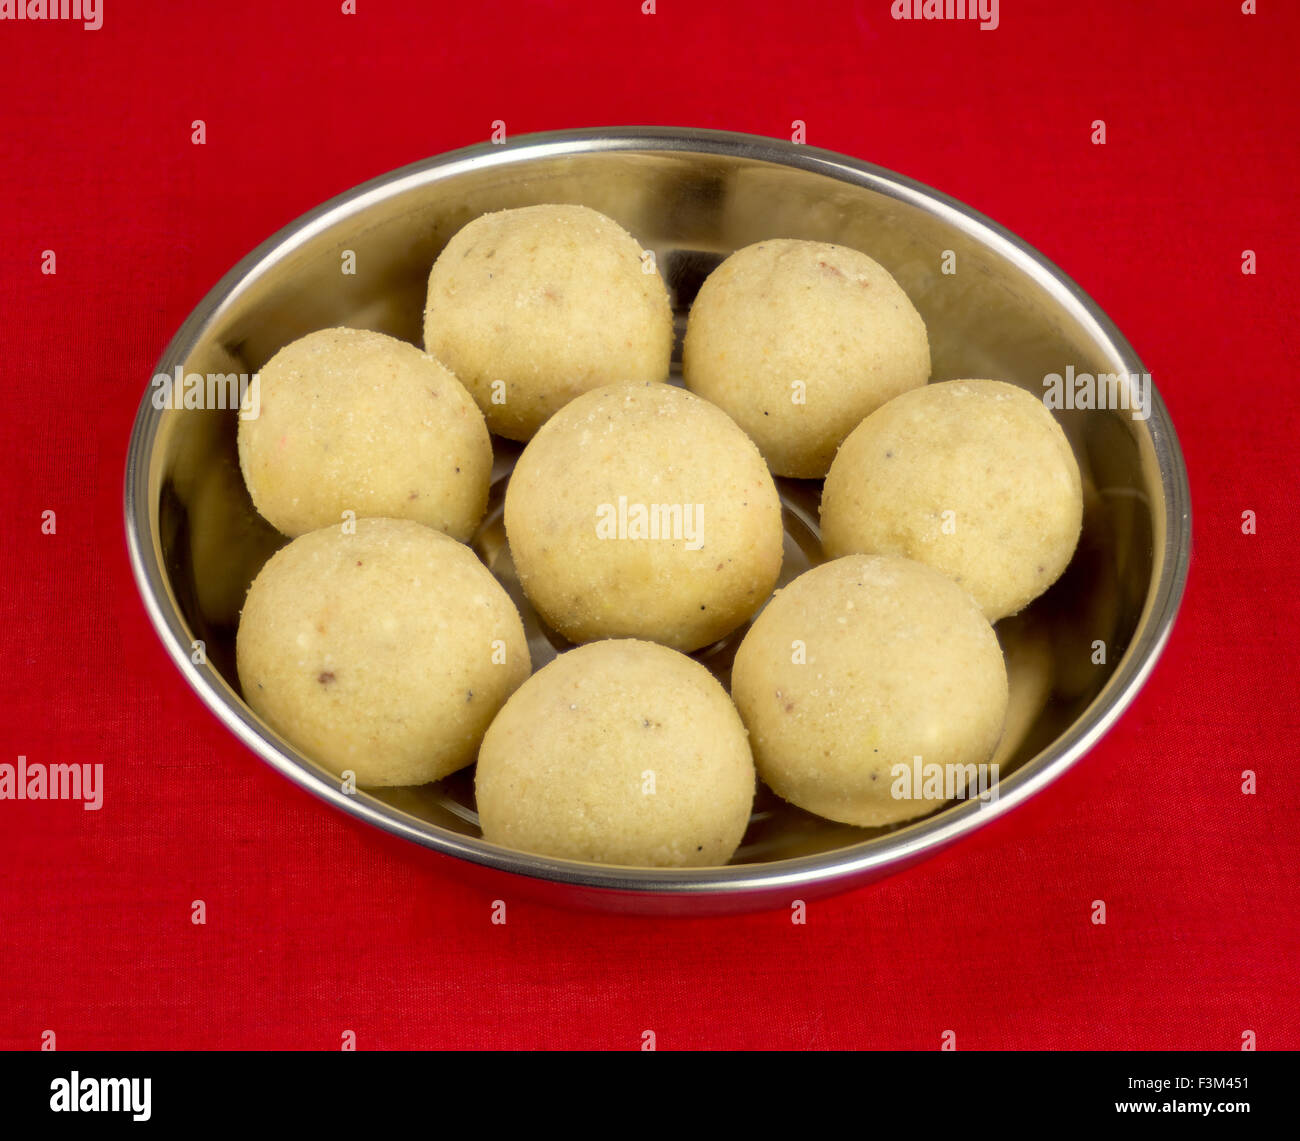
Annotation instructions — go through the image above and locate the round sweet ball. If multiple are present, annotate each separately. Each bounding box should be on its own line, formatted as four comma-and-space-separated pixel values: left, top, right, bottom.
504, 381, 784, 653
820, 379, 1083, 622
236, 517, 530, 788
683, 239, 930, 478
476, 640, 756, 867
237, 328, 492, 541
423, 204, 673, 441
731, 555, 1008, 828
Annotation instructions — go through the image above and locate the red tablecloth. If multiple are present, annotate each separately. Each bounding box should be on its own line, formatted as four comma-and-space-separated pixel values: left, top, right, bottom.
1, 0, 1296, 1050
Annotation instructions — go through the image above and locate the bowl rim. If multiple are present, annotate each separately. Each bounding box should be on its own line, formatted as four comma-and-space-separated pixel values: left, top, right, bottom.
123, 126, 1192, 898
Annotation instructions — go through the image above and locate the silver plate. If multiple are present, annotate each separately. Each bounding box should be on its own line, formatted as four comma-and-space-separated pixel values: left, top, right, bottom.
124, 128, 1191, 915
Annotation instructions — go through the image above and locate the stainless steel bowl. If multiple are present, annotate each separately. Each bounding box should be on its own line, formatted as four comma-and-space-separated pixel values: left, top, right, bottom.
124, 127, 1191, 915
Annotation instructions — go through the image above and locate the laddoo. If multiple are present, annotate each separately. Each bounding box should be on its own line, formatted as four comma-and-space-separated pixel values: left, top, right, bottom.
820, 379, 1083, 622
236, 517, 530, 787
504, 381, 784, 652
731, 555, 1008, 827
475, 640, 756, 867
237, 327, 492, 541
682, 239, 930, 478
423, 204, 673, 440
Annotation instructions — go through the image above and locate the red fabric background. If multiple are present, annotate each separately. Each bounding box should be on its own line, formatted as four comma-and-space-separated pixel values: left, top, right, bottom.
1, 0, 1296, 1051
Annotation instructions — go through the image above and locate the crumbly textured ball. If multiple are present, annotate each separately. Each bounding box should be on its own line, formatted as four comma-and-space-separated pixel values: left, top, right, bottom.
423, 204, 673, 440
504, 382, 784, 653
237, 328, 491, 541
476, 640, 756, 867
820, 379, 1083, 622
683, 239, 930, 478
731, 555, 1008, 827
236, 518, 530, 788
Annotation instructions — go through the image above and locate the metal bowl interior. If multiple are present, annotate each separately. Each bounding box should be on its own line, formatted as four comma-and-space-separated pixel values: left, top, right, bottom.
124, 128, 1190, 915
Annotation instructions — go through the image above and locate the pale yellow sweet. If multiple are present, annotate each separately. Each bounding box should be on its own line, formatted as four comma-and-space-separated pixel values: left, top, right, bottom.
504, 382, 784, 653
820, 379, 1083, 622
731, 555, 1008, 827
423, 204, 673, 440
236, 517, 530, 787
237, 328, 491, 541
683, 239, 930, 478
476, 640, 756, 867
